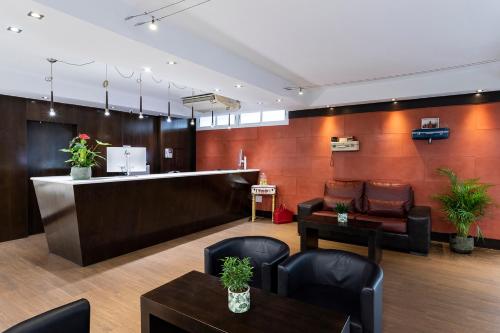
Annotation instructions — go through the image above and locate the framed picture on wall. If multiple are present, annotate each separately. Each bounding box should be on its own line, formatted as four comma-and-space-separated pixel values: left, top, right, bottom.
421, 117, 440, 129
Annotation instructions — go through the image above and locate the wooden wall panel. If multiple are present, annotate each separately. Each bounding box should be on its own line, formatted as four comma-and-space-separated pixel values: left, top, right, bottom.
0, 94, 195, 241
160, 117, 196, 172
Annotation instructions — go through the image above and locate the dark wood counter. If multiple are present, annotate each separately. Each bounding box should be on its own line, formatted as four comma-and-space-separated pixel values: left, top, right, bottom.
32, 170, 259, 266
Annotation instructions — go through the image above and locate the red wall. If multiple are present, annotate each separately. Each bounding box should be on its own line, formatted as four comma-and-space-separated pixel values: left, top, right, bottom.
197, 102, 500, 238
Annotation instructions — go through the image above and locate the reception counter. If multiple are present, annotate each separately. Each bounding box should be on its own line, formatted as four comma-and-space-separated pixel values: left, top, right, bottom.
31, 170, 259, 266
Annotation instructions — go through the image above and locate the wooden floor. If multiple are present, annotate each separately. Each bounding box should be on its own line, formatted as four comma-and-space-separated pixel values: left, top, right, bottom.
1, 219, 500, 332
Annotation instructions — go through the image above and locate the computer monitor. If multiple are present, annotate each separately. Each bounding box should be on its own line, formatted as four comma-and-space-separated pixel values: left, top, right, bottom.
106, 147, 147, 173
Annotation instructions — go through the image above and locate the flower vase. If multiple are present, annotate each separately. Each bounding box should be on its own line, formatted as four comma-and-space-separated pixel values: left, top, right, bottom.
70, 167, 91, 180
228, 286, 250, 313
337, 213, 348, 223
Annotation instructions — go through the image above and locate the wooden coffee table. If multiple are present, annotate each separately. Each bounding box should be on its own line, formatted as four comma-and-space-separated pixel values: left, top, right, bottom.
299, 214, 383, 263
141, 270, 350, 333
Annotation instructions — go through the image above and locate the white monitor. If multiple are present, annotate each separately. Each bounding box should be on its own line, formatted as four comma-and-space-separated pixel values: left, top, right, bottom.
106, 147, 147, 173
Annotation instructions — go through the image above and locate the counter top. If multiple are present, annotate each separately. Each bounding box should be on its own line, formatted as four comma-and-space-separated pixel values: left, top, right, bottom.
31, 169, 260, 185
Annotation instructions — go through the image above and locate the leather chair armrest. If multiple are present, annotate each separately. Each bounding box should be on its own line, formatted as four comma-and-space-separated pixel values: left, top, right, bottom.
261, 248, 290, 293
360, 267, 384, 333
204, 239, 238, 275
407, 206, 431, 255
297, 198, 324, 220
277, 253, 312, 297
4, 298, 90, 333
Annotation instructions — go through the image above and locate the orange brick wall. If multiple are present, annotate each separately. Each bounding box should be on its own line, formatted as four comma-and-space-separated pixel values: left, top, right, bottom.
197, 102, 500, 238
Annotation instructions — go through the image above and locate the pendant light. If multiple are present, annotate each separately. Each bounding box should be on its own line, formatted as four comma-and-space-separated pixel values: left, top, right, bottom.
138, 73, 144, 119
47, 58, 57, 117
167, 83, 172, 122
211, 110, 214, 127
190, 105, 195, 126
227, 113, 231, 130
103, 64, 110, 116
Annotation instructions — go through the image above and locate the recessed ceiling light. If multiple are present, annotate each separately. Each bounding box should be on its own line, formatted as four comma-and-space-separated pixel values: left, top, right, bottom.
111, 106, 115, 109
476, 89, 484, 93
276, 98, 282, 103
27, 11, 44, 19
391, 98, 397, 102
7, 26, 22, 33
234, 84, 243, 88
257, 101, 263, 105
214, 88, 221, 92
167, 60, 177, 65
41, 96, 48, 100
143, 67, 152, 72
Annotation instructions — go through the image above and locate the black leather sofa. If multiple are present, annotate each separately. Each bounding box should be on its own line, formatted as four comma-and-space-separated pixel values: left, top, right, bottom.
278, 249, 383, 333
298, 180, 431, 255
4, 299, 90, 333
204, 236, 290, 293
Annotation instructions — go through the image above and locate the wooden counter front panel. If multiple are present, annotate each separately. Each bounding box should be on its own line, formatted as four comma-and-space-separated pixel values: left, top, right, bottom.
35, 172, 258, 266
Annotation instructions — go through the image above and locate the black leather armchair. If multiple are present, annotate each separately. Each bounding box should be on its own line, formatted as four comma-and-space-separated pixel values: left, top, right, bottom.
278, 250, 383, 333
205, 236, 290, 293
4, 299, 90, 333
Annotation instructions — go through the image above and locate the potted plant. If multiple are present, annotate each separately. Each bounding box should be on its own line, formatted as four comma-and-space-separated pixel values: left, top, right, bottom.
336, 203, 349, 223
220, 256, 253, 313
434, 168, 493, 254
60, 133, 110, 180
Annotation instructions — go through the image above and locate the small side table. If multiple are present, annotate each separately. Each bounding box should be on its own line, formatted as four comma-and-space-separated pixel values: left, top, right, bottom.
251, 185, 277, 222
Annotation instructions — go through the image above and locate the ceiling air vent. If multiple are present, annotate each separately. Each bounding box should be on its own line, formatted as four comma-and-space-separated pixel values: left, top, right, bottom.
182, 93, 240, 112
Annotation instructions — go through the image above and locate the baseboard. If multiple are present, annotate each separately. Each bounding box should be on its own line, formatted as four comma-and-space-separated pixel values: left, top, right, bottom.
432, 232, 500, 250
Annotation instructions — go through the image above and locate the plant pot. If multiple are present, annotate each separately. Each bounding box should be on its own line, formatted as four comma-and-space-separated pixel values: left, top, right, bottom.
70, 167, 92, 180
449, 234, 474, 254
337, 213, 348, 223
228, 286, 250, 313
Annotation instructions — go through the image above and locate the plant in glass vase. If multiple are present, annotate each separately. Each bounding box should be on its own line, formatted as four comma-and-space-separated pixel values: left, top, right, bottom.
60, 133, 110, 180
335, 203, 349, 223
220, 256, 253, 313
434, 168, 494, 254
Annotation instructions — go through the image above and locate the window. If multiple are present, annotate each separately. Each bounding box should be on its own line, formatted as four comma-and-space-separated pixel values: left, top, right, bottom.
199, 116, 213, 128
240, 112, 261, 124
262, 110, 286, 122
216, 114, 236, 126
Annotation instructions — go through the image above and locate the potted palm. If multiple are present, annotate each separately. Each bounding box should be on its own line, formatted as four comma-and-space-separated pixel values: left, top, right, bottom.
336, 203, 349, 223
60, 134, 110, 180
220, 257, 253, 313
434, 168, 493, 254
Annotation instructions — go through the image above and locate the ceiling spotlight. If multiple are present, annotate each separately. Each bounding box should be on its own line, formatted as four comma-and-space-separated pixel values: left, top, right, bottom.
42, 96, 48, 100
7, 26, 22, 33
214, 88, 221, 92
391, 98, 398, 102
234, 84, 243, 88
476, 89, 484, 94
27, 11, 44, 19
111, 106, 115, 109
257, 101, 263, 105
167, 60, 177, 65
298, 87, 304, 95
143, 67, 152, 72
149, 17, 158, 31
276, 98, 282, 103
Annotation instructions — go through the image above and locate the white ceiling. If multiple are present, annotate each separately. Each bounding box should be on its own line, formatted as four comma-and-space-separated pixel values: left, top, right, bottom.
1, 0, 499, 117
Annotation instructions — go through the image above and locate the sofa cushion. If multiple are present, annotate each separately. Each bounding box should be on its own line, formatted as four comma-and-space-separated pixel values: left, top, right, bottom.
325, 180, 365, 212
367, 198, 406, 218
323, 195, 355, 212
365, 181, 414, 213
356, 214, 407, 233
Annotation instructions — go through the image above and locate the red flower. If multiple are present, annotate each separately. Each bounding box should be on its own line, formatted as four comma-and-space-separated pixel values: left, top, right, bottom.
79, 134, 90, 140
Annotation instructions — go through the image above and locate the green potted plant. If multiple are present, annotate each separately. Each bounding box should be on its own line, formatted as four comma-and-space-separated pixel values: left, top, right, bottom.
434, 168, 493, 254
335, 203, 349, 223
220, 256, 253, 313
60, 133, 110, 180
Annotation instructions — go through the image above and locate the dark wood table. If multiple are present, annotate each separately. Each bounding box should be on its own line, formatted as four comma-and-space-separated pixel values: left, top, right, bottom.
299, 214, 383, 263
141, 270, 350, 333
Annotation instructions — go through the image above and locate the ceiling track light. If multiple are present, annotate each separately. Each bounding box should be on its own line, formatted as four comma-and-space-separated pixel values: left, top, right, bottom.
167, 83, 172, 122
103, 64, 110, 116
27, 11, 44, 19
46, 58, 57, 117
138, 74, 144, 119
149, 16, 158, 31
7, 26, 22, 33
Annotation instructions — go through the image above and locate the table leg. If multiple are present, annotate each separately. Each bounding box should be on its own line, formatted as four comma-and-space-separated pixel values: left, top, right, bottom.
141, 308, 150, 333
271, 194, 276, 222
300, 225, 319, 252
368, 229, 383, 263
251, 194, 256, 222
